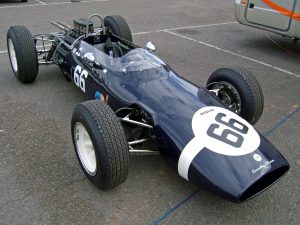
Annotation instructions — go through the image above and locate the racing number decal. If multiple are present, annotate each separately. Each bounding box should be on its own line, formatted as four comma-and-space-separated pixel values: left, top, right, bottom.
207, 113, 249, 148
178, 106, 260, 180
74, 65, 88, 93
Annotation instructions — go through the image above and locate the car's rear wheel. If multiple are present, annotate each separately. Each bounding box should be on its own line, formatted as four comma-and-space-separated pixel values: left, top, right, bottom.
104, 15, 132, 42
7, 26, 38, 83
206, 67, 264, 125
71, 100, 129, 189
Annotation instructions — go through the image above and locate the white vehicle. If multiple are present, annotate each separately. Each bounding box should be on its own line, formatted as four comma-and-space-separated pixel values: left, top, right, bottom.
235, 0, 300, 41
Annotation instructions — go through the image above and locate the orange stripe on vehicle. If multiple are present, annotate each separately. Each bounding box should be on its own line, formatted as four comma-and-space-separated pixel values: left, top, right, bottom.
241, 0, 248, 5
262, 0, 300, 21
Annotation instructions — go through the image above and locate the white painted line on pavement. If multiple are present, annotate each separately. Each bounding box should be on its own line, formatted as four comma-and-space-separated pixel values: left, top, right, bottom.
166, 22, 238, 31
132, 22, 237, 35
0, 0, 108, 9
35, 0, 47, 5
164, 30, 300, 78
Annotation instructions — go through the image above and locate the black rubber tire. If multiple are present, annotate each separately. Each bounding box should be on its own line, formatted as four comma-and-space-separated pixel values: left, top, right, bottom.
71, 100, 129, 190
7, 26, 38, 83
207, 67, 264, 125
104, 15, 132, 42
21, 0, 28, 2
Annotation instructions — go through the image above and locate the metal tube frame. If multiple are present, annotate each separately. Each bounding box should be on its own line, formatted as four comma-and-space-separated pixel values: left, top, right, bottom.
34, 14, 108, 66
86, 14, 106, 37
120, 110, 153, 129
118, 108, 158, 155
34, 34, 55, 65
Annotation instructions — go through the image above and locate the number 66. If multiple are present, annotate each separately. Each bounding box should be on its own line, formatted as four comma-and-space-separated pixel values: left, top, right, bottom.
74, 65, 88, 92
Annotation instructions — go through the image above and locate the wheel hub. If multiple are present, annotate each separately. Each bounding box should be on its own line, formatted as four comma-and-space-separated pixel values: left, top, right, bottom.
8, 39, 18, 72
208, 81, 241, 114
74, 122, 97, 176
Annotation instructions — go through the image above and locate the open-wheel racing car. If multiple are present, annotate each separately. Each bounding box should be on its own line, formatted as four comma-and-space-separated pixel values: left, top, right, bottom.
7, 14, 289, 203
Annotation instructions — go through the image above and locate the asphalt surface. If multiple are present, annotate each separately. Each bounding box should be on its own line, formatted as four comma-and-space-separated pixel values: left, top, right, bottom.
0, 0, 299, 224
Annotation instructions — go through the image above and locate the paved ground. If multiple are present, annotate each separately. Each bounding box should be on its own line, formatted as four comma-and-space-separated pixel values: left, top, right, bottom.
0, 0, 299, 224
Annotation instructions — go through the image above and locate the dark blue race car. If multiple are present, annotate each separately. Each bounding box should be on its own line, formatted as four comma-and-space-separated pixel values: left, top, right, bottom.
7, 14, 289, 203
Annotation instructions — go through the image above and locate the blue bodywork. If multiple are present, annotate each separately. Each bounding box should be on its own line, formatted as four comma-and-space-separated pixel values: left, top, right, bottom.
59, 38, 289, 202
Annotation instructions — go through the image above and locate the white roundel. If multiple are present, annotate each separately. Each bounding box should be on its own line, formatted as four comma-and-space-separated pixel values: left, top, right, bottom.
178, 106, 261, 180
192, 106, 260, 156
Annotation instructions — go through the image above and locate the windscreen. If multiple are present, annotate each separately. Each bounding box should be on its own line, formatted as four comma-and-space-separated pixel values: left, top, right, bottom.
77, 41, 166, 73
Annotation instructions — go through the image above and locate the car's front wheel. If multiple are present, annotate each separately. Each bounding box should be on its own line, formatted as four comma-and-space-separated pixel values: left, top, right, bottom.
71, 100, 129, 189
206, 67, 264, 125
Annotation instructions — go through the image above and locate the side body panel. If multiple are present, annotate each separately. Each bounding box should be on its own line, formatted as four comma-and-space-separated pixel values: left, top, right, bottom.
61, 45, 110, 102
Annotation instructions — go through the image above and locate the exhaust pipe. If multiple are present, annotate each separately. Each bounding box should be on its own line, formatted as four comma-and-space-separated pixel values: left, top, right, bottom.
50, 21, 69, 30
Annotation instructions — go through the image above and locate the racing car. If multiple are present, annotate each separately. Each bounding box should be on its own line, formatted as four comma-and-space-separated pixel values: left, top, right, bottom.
7, 14, 289, 203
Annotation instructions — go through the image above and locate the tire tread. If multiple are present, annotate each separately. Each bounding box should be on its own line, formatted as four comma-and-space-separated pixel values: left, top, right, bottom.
7, 26, 38, 83
207, 67, 264, 125
104, 15, 132, 42
72, 100, 129, 189
231, 67, 264, 125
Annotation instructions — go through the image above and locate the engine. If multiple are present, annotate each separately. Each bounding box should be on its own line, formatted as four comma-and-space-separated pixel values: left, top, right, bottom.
73, 18, 94, 38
